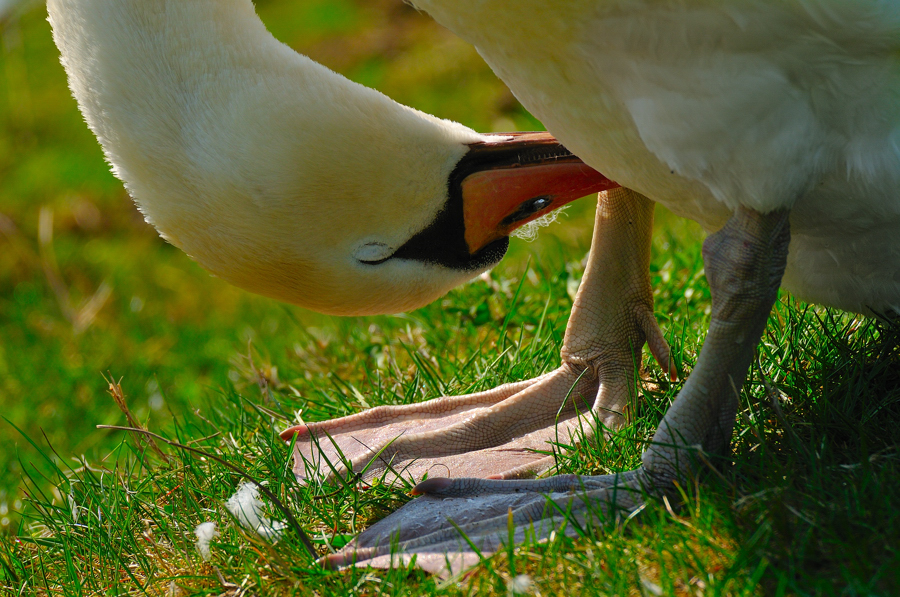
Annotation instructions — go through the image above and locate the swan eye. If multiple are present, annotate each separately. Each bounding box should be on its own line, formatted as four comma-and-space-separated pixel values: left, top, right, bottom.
355, 242, 395, 265
501, 195, 552, 226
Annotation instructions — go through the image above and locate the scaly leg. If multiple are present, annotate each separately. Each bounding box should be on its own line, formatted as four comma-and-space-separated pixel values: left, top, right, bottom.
326, 204, 791, 577
281, 189, 674, 486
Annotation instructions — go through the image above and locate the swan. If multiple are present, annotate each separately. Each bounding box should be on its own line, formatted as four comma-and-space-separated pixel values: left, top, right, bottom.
49, 0, 900, 577
309, 0, 900, 575
47, 0, 613, 317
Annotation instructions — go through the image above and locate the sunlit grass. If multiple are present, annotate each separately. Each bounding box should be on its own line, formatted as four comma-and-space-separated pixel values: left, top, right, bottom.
1, 0, 899, 594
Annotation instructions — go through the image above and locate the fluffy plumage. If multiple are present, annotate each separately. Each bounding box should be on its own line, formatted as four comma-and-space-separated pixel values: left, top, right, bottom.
49, 0, 495, 315
415, 0, 900, 314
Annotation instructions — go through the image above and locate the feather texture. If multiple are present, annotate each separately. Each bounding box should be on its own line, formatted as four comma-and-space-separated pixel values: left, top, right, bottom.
415, 0, 900, 313
48, 0, 489, 315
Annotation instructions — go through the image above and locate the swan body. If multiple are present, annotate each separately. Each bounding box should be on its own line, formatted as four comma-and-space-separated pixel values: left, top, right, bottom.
415, 0, 900, 314
280, 1, 900, 573
48, 0, 610, 316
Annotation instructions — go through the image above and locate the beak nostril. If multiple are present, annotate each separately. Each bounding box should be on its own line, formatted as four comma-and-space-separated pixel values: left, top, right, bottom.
501, 195, 553, 227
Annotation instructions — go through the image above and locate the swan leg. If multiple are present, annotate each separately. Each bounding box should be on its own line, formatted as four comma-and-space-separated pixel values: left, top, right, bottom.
282, 189, 674, 485
326, 204, 791, 577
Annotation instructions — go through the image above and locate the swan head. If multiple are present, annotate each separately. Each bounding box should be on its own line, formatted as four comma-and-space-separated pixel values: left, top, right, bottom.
48, 0, 616, 315
151, 125, 615, 316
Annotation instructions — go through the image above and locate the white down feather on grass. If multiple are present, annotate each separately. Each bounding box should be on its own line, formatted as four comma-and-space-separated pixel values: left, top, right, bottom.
224, 482, 287, 542
193, 522, 218, 561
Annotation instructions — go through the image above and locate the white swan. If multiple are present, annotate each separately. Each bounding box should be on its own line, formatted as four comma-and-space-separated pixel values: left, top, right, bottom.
48, 0, 611, 316
315, 0, 900, 575
50, 0, 900, 576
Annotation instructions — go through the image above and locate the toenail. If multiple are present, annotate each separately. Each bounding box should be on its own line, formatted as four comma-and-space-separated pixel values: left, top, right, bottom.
411, 477, 453, 495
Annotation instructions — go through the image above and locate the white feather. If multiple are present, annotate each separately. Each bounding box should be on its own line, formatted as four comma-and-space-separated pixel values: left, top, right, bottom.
224, 483, 286, 542
193, 521, 218, 561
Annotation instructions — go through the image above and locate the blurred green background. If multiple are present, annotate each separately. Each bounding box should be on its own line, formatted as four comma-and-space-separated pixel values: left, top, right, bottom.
1, 0, 706, 528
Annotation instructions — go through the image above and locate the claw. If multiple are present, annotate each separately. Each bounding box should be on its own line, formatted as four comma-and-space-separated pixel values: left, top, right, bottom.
412, 477, 453, 495
278, 424, 307, 442
643, 310, 680, 381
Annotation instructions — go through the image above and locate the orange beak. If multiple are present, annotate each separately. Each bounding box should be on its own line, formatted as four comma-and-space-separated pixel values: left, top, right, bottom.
459, 132, 619, 254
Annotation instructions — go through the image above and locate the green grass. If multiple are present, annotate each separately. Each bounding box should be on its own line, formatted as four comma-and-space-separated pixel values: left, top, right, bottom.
1, 0, 899, 595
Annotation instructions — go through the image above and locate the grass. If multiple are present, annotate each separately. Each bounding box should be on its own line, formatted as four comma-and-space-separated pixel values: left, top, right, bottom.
1, 0, 898, 594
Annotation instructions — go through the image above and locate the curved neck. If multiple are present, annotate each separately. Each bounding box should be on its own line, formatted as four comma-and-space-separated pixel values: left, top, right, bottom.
49, 0, 481, 297
50, 0, 327, 242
